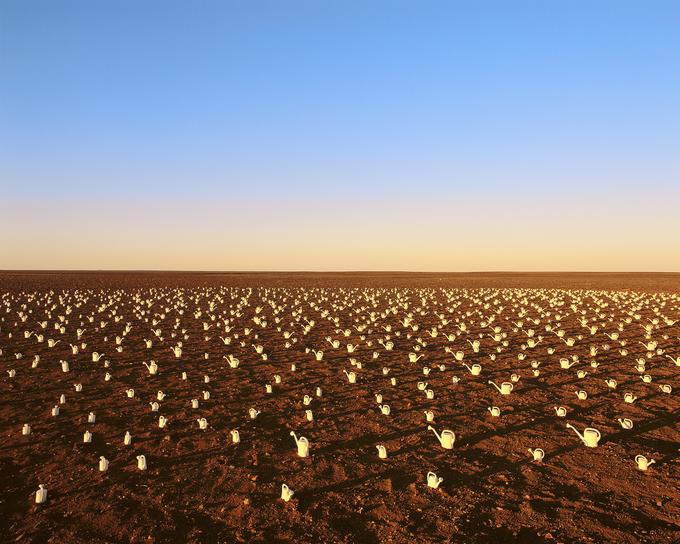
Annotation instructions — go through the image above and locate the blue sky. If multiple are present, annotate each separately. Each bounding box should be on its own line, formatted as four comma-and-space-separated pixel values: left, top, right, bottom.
1, 1, 679, 269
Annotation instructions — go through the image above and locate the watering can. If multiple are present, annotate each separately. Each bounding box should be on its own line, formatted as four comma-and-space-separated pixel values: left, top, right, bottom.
566, 424, 601, 447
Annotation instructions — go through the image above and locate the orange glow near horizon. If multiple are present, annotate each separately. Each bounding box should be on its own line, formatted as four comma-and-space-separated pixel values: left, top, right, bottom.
2, 191, 678, 271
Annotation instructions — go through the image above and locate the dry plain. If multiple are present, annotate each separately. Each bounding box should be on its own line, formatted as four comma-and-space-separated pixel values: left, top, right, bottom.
0, 272, 678, 543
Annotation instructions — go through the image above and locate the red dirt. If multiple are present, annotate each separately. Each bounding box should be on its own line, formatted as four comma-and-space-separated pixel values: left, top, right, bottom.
0, 273, 678, 543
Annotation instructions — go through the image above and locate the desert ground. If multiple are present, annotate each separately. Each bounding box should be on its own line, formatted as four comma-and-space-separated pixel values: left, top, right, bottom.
0, 272, 678, 543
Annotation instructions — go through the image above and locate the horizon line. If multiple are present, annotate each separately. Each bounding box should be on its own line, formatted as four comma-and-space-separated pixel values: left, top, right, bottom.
2, 270, 680, 275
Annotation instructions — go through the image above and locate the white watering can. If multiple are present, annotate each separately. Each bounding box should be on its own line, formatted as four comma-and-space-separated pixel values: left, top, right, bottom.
425, 389, 435, 399
249, 408, 260, 420
191, 399, 199, 409
99, 456, 109, 472
566, 424, 601, 447
74, 383, 83, 392
290, 431, 310, 457
463, 363, 482, 376
265, 384, 273, 394
428, 425, 455, 449
291, 364, 296, 372
379, 404, 391, 415
409, 352, 423, 363
624, 393, 637, 404
635, 455, 655, 471
104, 372, 111, 382
376, 445, 387, 459
92, 352, 104, 362
126, 389, 135, 398
203, 391, 210, 400
312, 350, 324, 361
144, 361, 158, 375
281, 483, 295, 502
197, 418, 208, 430
181, 372, 187, 381
137, 455, 147, 470
305, 410, 314, 421
22, 423, 31, 435
488, 406, 501, 417
454, 351, 465, 361
35, 484, 48, 504
510, 374, 520, 383
88, 412, 96, 423
560, 359, 576, 369
528, 448, 545, 462
157, 391, 166, 401
390, 377, 397, 386
274, 374, 282, 384
303, 395, 312, 406
231, 430, 240, 443
170, 346, 182, 358
618, 418, 634, 429
124, 431, 132, 445
424, 410, 435, 422
316, 387, 322, 397
641, 374, 652, 383
423, 367, 431, 376
375, 393, 383, 404
382, 367, 390, 375
605, 379, 617, 389
417, 381, 427, 391
452, 376, 460, 384
427, 471, 444, 489
343, 370, 357, 383
527, 338, 540, 348
577, 370, 588, 379
554, 406, 567, 417
659, 384, 672, 394
61, 360, 70, 372
489, 381, 513, 395
158, 416, 168, 428
83, 430, 92, 443
575, 390, 588, 400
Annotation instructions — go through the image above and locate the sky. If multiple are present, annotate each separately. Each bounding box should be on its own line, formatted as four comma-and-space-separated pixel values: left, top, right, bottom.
1, 0, 679, 271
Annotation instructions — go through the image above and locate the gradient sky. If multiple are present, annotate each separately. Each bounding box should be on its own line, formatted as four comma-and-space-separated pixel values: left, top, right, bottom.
1, 0, 679, 271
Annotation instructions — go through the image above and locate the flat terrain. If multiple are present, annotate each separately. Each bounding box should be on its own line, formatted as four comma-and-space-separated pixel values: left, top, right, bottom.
0, 273, 678, 543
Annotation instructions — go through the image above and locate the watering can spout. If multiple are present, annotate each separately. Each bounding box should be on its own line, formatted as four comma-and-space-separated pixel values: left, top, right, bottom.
566, 423, 585, 442
488, 380, 502, 393
427, 425, 442, 443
